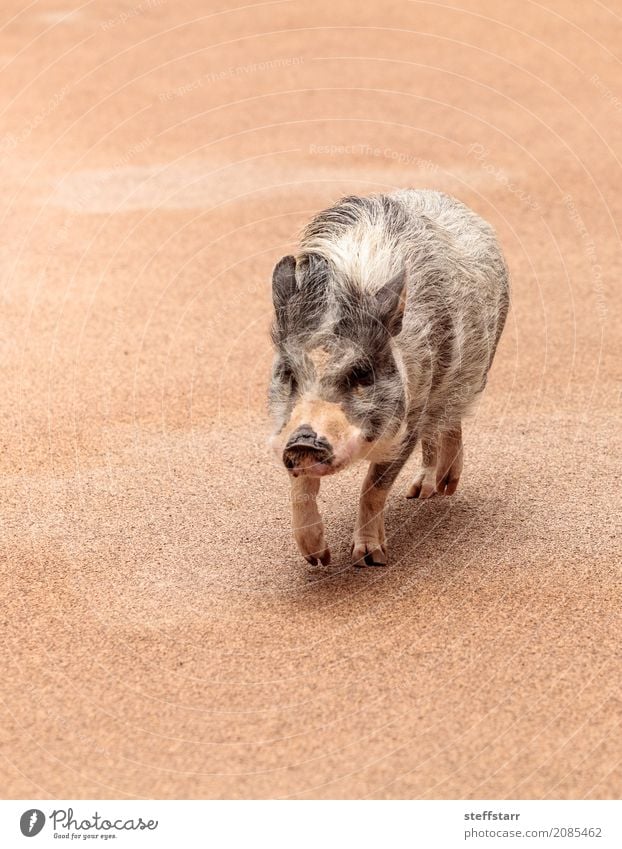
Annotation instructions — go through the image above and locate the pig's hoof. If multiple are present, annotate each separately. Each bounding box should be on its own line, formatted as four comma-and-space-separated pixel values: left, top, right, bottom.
295, 529, 331, 566
406, 468, 436, 499
436, 469, 461, 496
351, 540, 387, 567
303, 548, 331, 567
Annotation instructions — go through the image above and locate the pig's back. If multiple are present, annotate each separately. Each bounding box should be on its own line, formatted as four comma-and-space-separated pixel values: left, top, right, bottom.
386, 188, 509, 347
301, 190, 508, 305
391, 188, 507, 281
391, 188, 510, 421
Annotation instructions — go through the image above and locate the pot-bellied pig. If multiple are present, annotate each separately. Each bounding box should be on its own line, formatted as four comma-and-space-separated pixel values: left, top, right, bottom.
269, 190, 509, 566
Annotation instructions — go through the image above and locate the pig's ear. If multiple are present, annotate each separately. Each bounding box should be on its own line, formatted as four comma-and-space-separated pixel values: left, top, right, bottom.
272, 255, 297, 315
375, 269, 407, 335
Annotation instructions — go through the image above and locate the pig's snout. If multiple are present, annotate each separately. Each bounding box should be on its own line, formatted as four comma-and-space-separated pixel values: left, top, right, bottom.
282, 425, 333, 474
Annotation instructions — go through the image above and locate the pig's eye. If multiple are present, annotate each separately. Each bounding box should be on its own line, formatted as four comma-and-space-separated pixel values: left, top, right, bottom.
345, 364, 375, 389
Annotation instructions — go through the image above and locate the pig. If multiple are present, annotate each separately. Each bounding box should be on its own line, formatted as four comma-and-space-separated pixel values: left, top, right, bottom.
268, 189, 509, 566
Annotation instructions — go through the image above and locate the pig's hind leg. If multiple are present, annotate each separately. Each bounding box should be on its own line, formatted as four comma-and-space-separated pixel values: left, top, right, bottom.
435, 423, 463, 496
407, 424, 463, 498
406, 433, 438, 499
290, 475, 331, 566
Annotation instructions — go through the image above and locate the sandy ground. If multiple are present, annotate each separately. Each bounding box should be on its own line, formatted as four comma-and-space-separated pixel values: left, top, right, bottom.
1, 0, 621, 800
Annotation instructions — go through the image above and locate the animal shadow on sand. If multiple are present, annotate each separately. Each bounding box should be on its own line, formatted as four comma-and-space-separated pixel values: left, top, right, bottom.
290, 488, 508, 606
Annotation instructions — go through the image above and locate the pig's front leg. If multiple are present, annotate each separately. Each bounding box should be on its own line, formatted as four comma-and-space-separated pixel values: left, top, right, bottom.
352, 436, 418, 566
290, 475, 330, 566
352, 465, 390, 566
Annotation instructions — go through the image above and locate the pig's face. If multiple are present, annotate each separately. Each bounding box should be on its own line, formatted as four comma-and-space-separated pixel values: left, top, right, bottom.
269, 254, 408, 477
